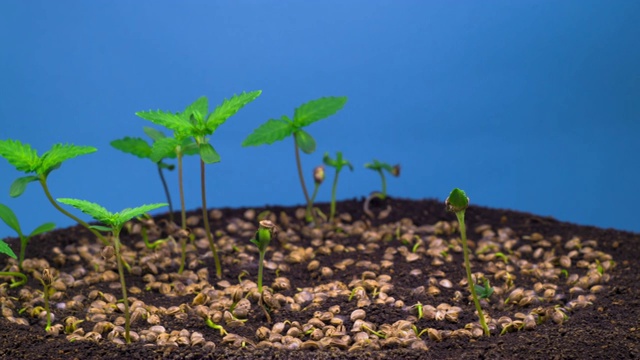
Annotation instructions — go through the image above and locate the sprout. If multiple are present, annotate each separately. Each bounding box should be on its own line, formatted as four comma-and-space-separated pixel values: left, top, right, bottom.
250, 220, 276, 294
0, 203, 55, 270
323, 151, 354, 223
364, 159, 400, 200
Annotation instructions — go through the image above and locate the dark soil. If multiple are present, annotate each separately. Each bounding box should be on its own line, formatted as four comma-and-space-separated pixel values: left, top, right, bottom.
0, 197, 638, 360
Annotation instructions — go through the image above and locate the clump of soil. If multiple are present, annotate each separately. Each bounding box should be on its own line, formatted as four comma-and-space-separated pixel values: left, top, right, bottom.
0, 197, 638, 360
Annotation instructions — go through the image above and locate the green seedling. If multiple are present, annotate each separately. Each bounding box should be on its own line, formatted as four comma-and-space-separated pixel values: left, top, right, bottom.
446, 188, 490, 336
57, 197, 167, 344
137, 92, 261, 278
323, 151, 354, 223
364, 159, 400, 200
134, 214, 169, 250
305, 166, 325, 223
560, 269, 569, 278
205, 317, 228, 336
0, 140, 109, 245
111, 127, 195, 223
242, 96, 348, 223
413, 302, 424, 319
495, 252, 509, 264
474, 278, 494, 299
39, 268, 55, 331
0, 203, 55, 270
249, 220, 276, 293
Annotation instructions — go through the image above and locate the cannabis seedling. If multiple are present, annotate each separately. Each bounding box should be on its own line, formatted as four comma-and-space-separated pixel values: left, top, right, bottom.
0, 140, 109, 245
323, 151, 353, 223
0, 203, 55, 270
250, 220, 276, 294
446, 188, 490, 336
137, 92, 261, 277
305, 166, 325, 222
242, 96, 348, 223
474, 278, 494, 299
364, 159, 400, 200
57, 197, 167, 343
0, 220, 24, 287
39, 268, 54, 331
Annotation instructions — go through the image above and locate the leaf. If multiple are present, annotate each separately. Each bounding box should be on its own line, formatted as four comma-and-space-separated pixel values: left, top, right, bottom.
135, 110, 193, 136
199, 143, 221, 164
9, 176, 39, 198
0, 203, 23, 236
29, 222, 56, 237
90, 225, 113, 232
117, 203, 167, 227
242, 118, 294, 147
39, 144, 97, 176
57, 198, 114, 225
110, 137, 152, 159
183, 96, 209, 124
0, 139, 41, 173
207, 91, 262, 132
324, 151, 353, 172
150, 137, 181, 163
181, 139, 200, 157
294, 129, 316, 154
0, 239, 17, 259
293, 96, 347, 128
143, 127, 167, 142
446, 188, 469, 212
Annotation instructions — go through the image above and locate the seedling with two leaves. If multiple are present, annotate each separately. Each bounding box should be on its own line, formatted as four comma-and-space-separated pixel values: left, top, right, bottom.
136, 91, 261, 277
0, 203, 55, 271
56, 197, 167, 344
323, 151, 353, 223
364, 159, 400, 200
242, 96, 348, 224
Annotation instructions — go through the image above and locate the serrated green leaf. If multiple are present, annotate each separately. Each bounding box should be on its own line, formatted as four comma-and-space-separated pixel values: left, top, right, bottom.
150, 137, 181, 163
324, 152, 353, 172
110, 137, 152, 159
143, 127, 167, 142
29, 222, 56, 237
90, 225, 113, 232
183, 96, 209, 124
294, 129, 316, 154
10, 175, 39, 198
207, 91, 262, 132
242, 118, 294, 147
199, 143, 221, 164
117, 203, 167, 227
136, 110, 193, 136
0, 239, 17, 259
0, 203, 23, 236
293, 96, 347, 128
39, 144, 97, 176
0, 139, 41, 173
57, 198, 114, 224
446, 188, 469, 212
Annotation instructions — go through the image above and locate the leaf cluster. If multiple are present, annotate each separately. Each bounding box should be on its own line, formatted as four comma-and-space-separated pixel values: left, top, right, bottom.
446, 188, 469, 213
323, 151, 353, 173
56, 198, 167, 231
364, 159, 399, 176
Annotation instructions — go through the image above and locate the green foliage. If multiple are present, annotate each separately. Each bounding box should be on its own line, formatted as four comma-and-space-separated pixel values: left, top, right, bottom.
323, 151, 353, 172
57, 198, 167, 230
0, 203, 55, 262
241, 117, 294, 147
110, 137, 152, 159
364, 159, 397, 175
0, 140, 40, 172
293, 96, 348, 128
207, 91, 263, 132
0, 240, 16, 259
446, 188, 469, 213
474, 279, 495, 299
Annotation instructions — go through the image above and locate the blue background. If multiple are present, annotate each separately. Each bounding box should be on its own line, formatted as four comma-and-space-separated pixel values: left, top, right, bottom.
1, 1, 639, 240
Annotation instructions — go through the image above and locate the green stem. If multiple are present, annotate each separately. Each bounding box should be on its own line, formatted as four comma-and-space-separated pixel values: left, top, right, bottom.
257, 250, 265, 293
329, 171, 340, 223
456, 211, 490, 336
18, 235, 28, 270
113, 229, 131, 343
39, 177, 109, 245
305, 183, 320, 223
157, 164, 174, 223
200, 158, 222, 279
379, 170, 387, 199
177, 152, 187, 274
293, 136, 314, 223
0, 271, 27, 288
42, 283, 51, 331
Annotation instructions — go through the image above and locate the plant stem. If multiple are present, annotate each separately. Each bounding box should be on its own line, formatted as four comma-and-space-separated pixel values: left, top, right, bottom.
329, 171, 340, 223
157, 164, 174, 223
293, 136, 314, 222
456, 211, 490, 336
177, 152, 187, 274
0, 271, 27, 288
113, 229, 131, 343
306, 183, 320, 223
257, 250, 265, 293
200, 158, 222, 279
42, 282, 51, 331
39, 177, 109, 246
378, 170, 387, 199
19, 236, 27, 270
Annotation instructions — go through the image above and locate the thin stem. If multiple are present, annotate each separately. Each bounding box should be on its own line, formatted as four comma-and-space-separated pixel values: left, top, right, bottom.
200, 158, 222, 279
456, 211, 490, 336
177, 152, 187, 274
379, 170, 387, 199
293, 136, 314, 222
306, 183, 320, 223
113, 229, 131, 343
19, 235, 27, 270
157, 164, 174, 223
0, 271, 27, 288
257, 250, 265, 293
39, 177, 109, 245
42, 283, 51, 331
329, 171, 340, 223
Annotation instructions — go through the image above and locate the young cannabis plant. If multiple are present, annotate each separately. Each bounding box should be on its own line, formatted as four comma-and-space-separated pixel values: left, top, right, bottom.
364, 159, 400, 200
323, 151, 353, 223
57, 197, 167, 343
242, 96, 348, 222
39, 268, 55, 331
305, 166, 325, 223
250, 220, 276, 294
137, 92, 261, 278
446, 188, 490, 336
0, 140, 109, 245
0, 203, 55, 270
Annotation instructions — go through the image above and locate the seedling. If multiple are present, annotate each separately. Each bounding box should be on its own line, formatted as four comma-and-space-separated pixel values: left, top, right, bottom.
495, 252, 509, 264
242, 96, 348, 223
250, 220, 276, 293
323, 151, 353, 223
364, 159, 400, 200
0, 228, 25, 287
137, 92, 261, 278
446, 188, 490, 336
305, 166, 325, 222
39, 268, 54, 331
474, 278, 495, 299
57, 197, 167, 343
0, 203, 55, 270
0, 140, 109, 245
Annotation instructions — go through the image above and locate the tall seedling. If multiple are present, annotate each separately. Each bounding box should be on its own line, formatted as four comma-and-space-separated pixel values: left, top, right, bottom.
242, 96, 348, 222
57, 198, 167, 343
136, 91, 262, 278
0, 140, 109, 245
323, 151, 353, 223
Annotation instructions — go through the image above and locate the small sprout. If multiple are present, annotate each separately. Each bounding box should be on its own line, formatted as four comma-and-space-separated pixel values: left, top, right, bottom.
361, 324, 386, 339
205, 318, 228, 336
560, 269, 569, 278
495, 252, 509, 263
305, 165, 325, 223
238, 270, 249, 283
413, 302, 424, 320
412, 242, 421, 253
446, 188, 490, 336
39, 268, 55, 331
364, 159, 400, 200
474, 278, 494, 299
249, 220, 277, 294
0, 203, 54, 270
323, 151, 354, 223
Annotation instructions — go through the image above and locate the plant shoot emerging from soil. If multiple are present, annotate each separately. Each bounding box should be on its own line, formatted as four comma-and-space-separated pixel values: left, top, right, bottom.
445, 188, 490, 336
364, 159, 399, 200
0, 140, 110, 245
305, 165, 325, 222
39, 268, 55, 331
250, 220, 276, 293
0, 203, 55, 270
57, 197, 167, 343
323, 151, 353, 223
242, 96, 348, 223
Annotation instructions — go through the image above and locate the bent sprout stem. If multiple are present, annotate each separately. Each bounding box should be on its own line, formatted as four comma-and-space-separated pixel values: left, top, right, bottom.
200, 158, 222, 279
0, 271, 27, 288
